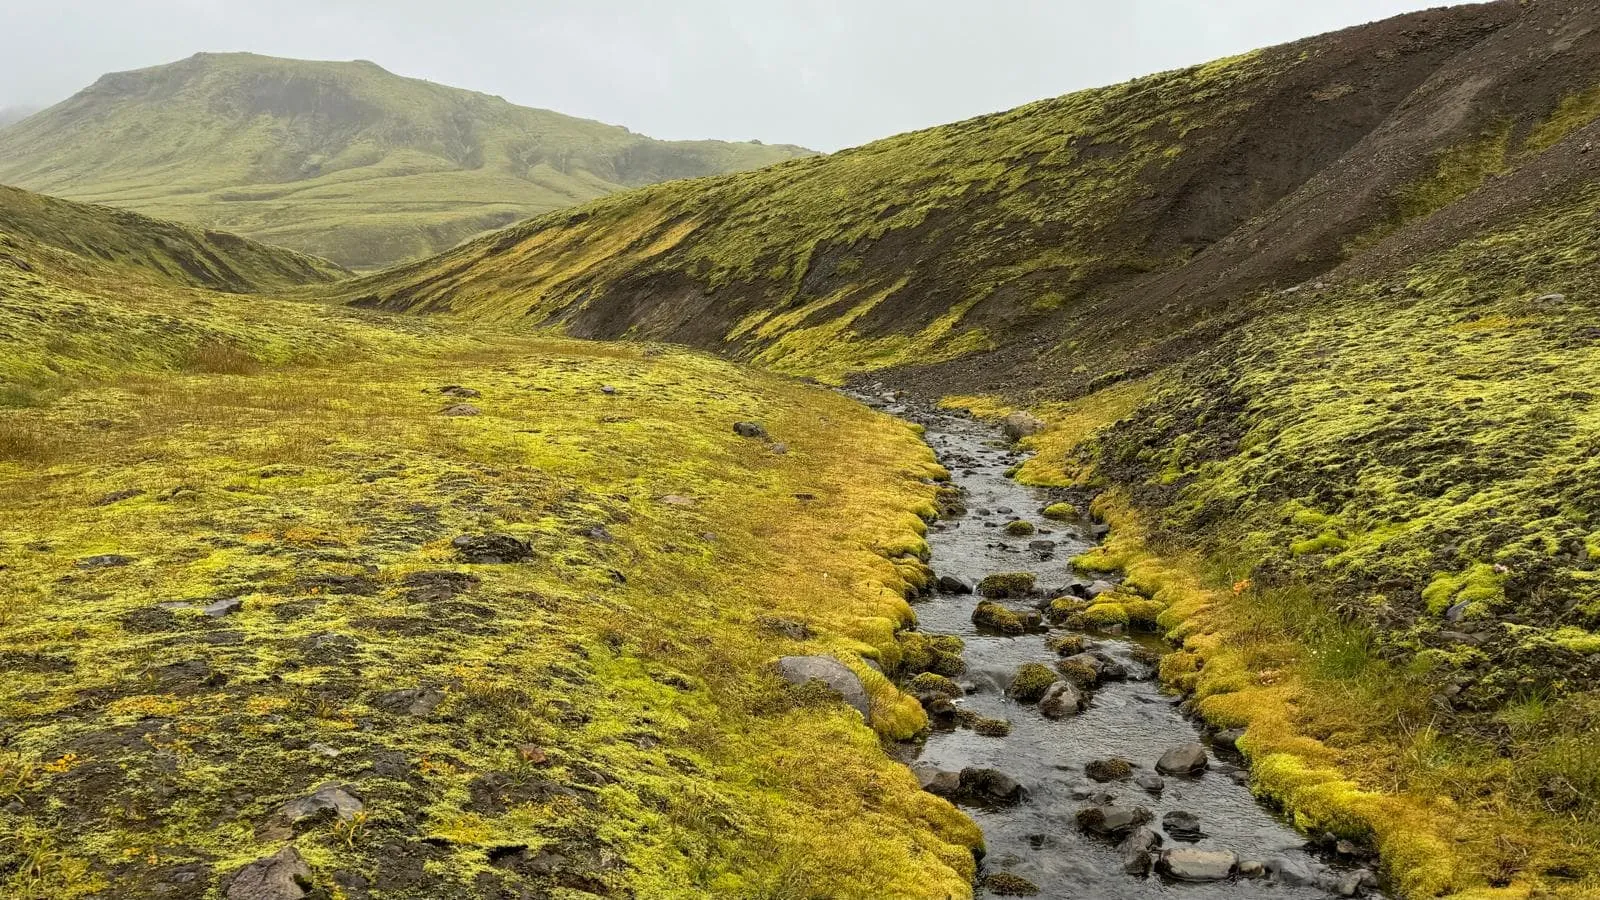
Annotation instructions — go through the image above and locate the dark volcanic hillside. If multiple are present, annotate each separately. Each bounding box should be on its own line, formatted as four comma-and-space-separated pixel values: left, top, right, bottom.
337, 1, 1600, 895
0, 53, 813, 268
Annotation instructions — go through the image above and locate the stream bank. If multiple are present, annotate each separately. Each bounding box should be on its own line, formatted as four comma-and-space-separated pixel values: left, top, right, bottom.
863, 391, 1382, 899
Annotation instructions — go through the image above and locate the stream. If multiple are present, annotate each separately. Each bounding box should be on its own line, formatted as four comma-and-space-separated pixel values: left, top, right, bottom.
864, 393, 1381, 900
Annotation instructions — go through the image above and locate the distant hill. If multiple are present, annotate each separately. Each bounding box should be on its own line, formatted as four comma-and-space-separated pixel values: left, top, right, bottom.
0, 106, 39, 128
0, 53, 814, 268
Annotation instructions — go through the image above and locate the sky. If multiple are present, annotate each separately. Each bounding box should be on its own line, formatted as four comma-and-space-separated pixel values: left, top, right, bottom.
2, 0, 1476, 151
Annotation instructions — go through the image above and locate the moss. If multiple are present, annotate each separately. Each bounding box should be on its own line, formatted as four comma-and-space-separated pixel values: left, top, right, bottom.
1420, 564, 1505, 617
1290, 532, 1349, 556
1046, 596, 1088, 624
977, 572, 1036, 599
1080, 603, 1131, 630
1007, 663, 1059, 702
1042, 502, 1076, 521
1056, 659, 1100, 686
972, 601, 1026, 635
970, 716, 1012, 738
898, 632, 966, 677
1045, 633, 1085, 656
908, 672, 963, 698
1084, 758, 1133, 782
1003, 520, 1036, 537
983, 872, 1040, 896
1071, 547, 1128, 575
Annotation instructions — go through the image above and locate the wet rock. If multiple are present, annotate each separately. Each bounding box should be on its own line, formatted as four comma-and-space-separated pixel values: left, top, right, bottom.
1006, 663, 1058, 702
1001, 412, 1045, 441
204, 597, 245, 617
774, 656, 869, 717
226, 846, 313, 900
1321, 869, 1378, 897
959, 767, 1024, 803
1213, 728, 1246, 752
1027, 540, 1056, 552
1118, 827, 1162, 875
1084, 758, 1132, 782
439, 385, 481, 398
1086, 580, 1117, 597
373, 687, 446, 717
972, 600, 1026, 634
732, 421, 767, 439
1266, 856, 1320, 887
1039, 681, 1085, 719
1076, 803, 1152, 838
77, 554, 134, 569
936, 574, 973, 594
977, 572, 1036, 598
439, 403, 481, 416
983, 873, 1040, 896
1238, 859, 1266, 878
1162, 810, 1205, 842
1134, 772, 1166, 794
1158, 847, 1237, 882
1444, 600, 1470, 622
451, 533, 532, 564
1045, 633, 1085, 656
1156, 743, 1208, 775
913, 765, 962, 798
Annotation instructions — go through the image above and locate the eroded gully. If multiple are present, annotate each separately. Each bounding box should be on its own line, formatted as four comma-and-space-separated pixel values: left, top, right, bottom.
860, 392, 1382, 900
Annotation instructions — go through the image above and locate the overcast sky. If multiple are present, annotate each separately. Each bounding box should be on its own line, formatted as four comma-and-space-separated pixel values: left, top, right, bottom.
3, 1, 1475, 151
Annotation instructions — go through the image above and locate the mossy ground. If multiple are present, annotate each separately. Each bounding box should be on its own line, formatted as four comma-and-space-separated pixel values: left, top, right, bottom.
0, 206, 980, 898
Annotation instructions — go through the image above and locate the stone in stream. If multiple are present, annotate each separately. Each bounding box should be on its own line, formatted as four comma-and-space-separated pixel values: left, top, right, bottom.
1213, 727, 1247, 752
977, 572, 1036, 598
1157, 847, 1237, 882
1238, 859, 1267, 878
936, 574, 974, 594
1265, 855, 1321, 887
774, 656, 870, 718
959, 767, 1024, 803
1084, 758, 1133, 782
1156, 742, 1209, 775
1086, 579, 1118, 598
732, 421, 767, 438
1118, 827, 1163, 875
1075, 803, 1152, 838
1162, 810, 1206, 842
972, 600, 1027, 634
1134, 772, 1166, 794
1038, 681, 1085, 719
1006, 663, 1058, 702
225, 845, 313, 900
982, 873, 1041, 896
913, 765, 962, 798
1001, 412, 1046, 441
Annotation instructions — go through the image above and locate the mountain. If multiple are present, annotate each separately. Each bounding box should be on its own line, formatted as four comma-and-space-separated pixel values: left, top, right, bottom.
0, 53, 814, 268
338, 1, 1600, 894
0, 105, 39, 128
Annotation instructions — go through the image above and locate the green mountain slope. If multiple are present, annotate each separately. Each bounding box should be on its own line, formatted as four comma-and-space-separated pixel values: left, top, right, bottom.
337, 1, 1600, 894
0, 53, 813, 269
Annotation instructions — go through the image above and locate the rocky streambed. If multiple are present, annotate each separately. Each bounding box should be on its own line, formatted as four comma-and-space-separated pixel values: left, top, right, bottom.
867, 394, 1383, 899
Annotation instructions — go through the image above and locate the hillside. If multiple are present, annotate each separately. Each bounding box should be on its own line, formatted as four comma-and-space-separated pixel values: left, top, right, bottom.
0, 186, 981, 898
335, 0, 1600, 894
0, 53, 813, 269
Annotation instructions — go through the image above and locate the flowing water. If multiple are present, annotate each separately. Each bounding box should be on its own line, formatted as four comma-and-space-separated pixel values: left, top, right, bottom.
867, 395, 1379, 900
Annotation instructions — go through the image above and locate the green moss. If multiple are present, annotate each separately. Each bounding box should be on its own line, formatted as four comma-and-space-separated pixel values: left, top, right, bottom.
1421, 564, 1505, 616
908, 672, 963, 698
978, 572, 1036, 599
1004, 520, 1036, 536
1006, 664, 1059, 702
1045, 633, 1085, 656
972, 601, 1026, 635
1042, 502, 1076, 521
1290, 532, 1349, 556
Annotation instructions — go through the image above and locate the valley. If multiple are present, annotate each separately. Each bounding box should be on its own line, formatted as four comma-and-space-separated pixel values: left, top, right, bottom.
3, 1, 1600, 897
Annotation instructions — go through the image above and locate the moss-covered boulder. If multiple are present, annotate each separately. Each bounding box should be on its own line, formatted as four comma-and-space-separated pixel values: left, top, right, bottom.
1007, 663, 1059, 702
1004, 520, 1036, 537
979, 572, 1037, 599
973, 600, 1026, 634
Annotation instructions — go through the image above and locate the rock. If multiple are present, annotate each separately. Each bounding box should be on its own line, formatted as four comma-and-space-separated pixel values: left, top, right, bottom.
770, 442, 789, 455
373, 687, 446, 717
1158, 848, 1237, 882
76, 554, 134, 569
1534, 292, 1567, 306
760, 618, 813, 641
1039, 681, 1085, 719
1156, 743, 1208, 775
982, 873, 1040, 896
1320, 869, 1376, 897
1001, 412, 1046, 442
1134, 772, 1166, 794
972, 601, 1026, 634
599, 385, 617, 395
438, 385, 481, 398
936, 574, 973, 594
1027, 540, 1056, 552
732, 421, 767, 439
275, 784, 365, 829
774, 656, 870, 717
1006, 663, 1058, 702
1238, 859, 1266, 878
1075, 804, 1152, 838
958, 767, 1024, 803
1266, 856, 1321, 887
1162, 810, 1205, 842
1086, 580, 1117, 598
226, 846, 313, 899
1444, 600, 1470, 622
451, 533, 532, 564
204, 597, 245, 617
439, 403, 481, 416
977, 572, 1036, 598
1213, 728, 1246, 752
913, 765, 962, 798
1118, 827, 1162, 875
1084, 758, 1133, 782
660, 494, 697, 507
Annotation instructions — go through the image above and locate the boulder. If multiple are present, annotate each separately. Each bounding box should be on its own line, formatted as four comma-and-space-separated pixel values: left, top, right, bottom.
439, 403, 481, 416
438, 385, 481, 398
1006, 663, 1058, 702
1213, 728, 1246, 752
226, 846, 313, 900
982, 873, 1041, 896
77, 554, 134, 569
1118, 827, 1162, 875
1156, 743, 1208, 775
958, 767, 1024, 803
1001, 412, 1046, 442
936, 574, 974, 595
1086, 580, 1118, 598
275, 784, 364, 829
1162, 810, 1205, 842
1134, 772, 1166, 794
774, 656, 870, 717
913, 765, 962, 798
204, 597, 245, 617
1084, 758, 1132, 782
1265, 856, 1321, 887
1075, 804, 1151, 838
451, 533, 532, 564
732, 421, 767, 439
1158, 848, 1237, 882
1039, 681, 1085, 719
